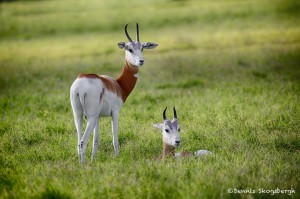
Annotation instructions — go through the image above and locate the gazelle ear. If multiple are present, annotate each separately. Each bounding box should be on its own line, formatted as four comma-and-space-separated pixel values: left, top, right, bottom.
118, 42, 127, 49
153, 123, 163, 129
142, 42, 158, 49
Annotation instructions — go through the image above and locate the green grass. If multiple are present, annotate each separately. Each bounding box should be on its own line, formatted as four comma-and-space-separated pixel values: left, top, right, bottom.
0, 0, 300, 198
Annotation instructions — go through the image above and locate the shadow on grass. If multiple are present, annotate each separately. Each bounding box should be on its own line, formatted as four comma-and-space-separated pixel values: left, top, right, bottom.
0, 174, 14, 195
35, 186, 72, 199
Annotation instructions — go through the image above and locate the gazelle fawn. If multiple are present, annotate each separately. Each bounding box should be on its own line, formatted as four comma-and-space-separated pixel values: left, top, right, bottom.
153, 107, 212, 159
70, 23, 158, 163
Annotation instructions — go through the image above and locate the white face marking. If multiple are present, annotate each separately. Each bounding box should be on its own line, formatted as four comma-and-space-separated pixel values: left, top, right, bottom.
125, 41, 144, 67
118, 24, 158, 67
153, 107, 181, 147
118, 41, 157, 67
154, 118, 180, 147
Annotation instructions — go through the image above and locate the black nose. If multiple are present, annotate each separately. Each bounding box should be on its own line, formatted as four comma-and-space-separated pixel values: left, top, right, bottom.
175, 141, 180, 145
139, 60, 144, 64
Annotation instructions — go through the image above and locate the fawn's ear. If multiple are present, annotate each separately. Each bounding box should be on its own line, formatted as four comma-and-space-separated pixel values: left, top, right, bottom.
153, 123, 163, 129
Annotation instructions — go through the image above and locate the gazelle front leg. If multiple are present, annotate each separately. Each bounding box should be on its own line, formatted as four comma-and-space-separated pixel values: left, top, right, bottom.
111, 110, 120, 156
91, 118, 100, 161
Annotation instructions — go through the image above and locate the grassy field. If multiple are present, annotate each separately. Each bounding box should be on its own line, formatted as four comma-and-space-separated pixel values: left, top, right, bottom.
0, 0, 300, 198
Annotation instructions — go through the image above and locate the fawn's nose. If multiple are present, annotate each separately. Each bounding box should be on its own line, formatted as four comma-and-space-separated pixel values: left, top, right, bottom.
175, 140, 181, 145
139, 60, 144, 65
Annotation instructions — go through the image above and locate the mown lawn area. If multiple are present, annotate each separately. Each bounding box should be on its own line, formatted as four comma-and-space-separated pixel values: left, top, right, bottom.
0, 0, 299, 198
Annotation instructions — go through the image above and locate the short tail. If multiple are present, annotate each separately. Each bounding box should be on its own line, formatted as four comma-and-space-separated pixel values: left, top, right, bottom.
194, 150, 213, 157
70, 90, 86, 117
78, 93, 86, 109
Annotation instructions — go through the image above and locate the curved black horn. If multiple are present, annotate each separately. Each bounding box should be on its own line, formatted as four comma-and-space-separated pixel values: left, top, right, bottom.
136, 23, 139, 42
173, 106, 177, 119
125, 24, 133, 42
163, 107, 167, 121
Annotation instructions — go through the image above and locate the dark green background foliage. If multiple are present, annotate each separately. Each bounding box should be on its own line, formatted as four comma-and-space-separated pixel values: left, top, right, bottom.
0, 0, 299, 198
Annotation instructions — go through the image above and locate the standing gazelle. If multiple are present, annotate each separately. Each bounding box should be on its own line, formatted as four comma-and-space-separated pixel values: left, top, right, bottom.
153, 107, 212, 159
70, 23, 158, 163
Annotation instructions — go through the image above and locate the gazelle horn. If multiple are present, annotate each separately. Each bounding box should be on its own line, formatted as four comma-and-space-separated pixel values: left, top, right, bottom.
163, 107, 167, 121
125, 24, 133, 42
173, 106, 177, 119
136, 23, 139, 42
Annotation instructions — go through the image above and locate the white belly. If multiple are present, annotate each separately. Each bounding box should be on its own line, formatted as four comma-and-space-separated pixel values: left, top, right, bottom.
100, 91, 123, 116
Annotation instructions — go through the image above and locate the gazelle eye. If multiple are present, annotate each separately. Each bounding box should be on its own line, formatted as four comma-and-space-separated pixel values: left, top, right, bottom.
165, 129, 169, 133
129, 49, 133, 53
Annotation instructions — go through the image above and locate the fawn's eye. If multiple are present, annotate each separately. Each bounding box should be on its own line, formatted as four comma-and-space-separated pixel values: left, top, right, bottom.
165, 129, 169, 133
178, 128, 181, 132
129, 49, 133, 53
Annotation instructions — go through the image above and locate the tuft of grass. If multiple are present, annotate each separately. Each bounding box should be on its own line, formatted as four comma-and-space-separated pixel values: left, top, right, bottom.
156, 79, 204, 89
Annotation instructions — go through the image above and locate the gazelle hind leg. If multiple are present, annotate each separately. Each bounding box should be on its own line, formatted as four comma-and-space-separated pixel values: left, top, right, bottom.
91, 118, 100, 161
70, 92, 84, 163
75, 115, 83, 163
80, 116, 97, 163
111, 110, 120, 156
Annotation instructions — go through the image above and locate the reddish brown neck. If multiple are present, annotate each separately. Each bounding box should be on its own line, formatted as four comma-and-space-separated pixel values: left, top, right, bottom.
162, 143, 175, 159
116, 61, 139, 102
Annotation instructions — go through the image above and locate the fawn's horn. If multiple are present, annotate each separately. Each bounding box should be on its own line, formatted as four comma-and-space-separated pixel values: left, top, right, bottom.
163, 107, 167, 121
173, 106, 177, 119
